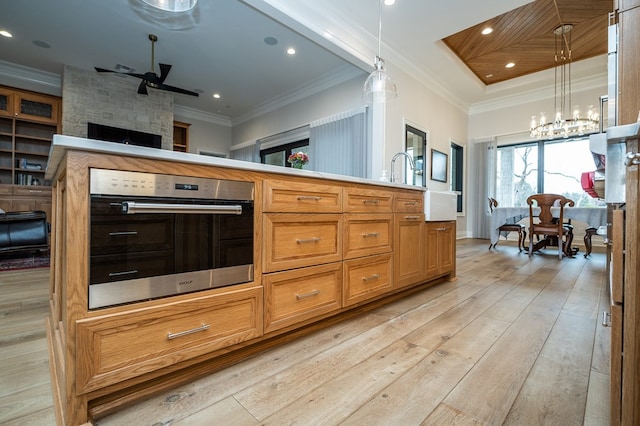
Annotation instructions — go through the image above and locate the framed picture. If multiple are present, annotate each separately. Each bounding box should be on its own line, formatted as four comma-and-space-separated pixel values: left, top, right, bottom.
430, 149, 448, 183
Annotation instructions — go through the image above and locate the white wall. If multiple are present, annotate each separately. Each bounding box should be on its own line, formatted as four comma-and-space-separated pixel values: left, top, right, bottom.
230, 76, 366, 146
173, 113, 232, 157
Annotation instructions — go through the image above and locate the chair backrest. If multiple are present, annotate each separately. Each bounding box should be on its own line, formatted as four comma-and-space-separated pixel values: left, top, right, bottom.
488, 197, 498, 213
526, 193, 575, 230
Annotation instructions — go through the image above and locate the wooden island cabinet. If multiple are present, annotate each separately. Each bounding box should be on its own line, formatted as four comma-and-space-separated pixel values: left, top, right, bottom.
45, 136, 456, 425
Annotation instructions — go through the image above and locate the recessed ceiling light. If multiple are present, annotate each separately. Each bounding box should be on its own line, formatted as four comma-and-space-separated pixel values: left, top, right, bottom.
264, 36, 278, 46
0, 30, 12, 38
505, 62, 515, 68
33, 40, 50, 49
212, 93, 221, 99
481, 27, 493, 35
384, 0, 396, 5
141, 0, 197, 12
286, 47, 296, 55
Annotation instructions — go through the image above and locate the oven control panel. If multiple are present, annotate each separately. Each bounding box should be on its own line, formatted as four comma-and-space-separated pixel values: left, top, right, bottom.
89, 168, 254, 201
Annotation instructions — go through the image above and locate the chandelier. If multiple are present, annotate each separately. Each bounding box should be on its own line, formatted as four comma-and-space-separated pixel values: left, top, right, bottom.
529, 24, 598, 139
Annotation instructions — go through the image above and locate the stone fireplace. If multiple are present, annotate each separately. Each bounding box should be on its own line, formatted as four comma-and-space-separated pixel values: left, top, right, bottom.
61, 65, 173, 149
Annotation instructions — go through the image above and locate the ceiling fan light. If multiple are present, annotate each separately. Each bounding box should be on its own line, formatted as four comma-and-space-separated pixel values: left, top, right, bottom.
363, 56, 397, 104
141, 0, 197, 12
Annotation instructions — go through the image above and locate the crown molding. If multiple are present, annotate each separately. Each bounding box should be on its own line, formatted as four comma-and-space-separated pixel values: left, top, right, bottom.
0, 60, 61, 95
468, 70, 607, 115
232, 65, 364, 125
173, 104, 232, 127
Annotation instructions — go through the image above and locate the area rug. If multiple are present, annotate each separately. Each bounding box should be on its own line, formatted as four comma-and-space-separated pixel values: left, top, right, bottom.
0, 252, 50, 271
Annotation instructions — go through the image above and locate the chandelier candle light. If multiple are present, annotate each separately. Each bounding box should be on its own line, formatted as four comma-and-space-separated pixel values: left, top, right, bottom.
529, 24, 599, 139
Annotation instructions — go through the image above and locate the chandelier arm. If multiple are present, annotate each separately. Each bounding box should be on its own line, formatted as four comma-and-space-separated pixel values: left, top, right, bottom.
529, 18, 598, 139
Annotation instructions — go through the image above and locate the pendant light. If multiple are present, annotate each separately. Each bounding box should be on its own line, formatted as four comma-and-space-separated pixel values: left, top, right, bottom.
529, 3, 598, 139
363, 0, 397, 104
141, 0, 197, 12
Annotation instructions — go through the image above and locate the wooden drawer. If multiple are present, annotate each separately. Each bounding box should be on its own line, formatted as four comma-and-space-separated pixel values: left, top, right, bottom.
263, 213, 342, 272
90, 214, 174, 254
89, 251, 174, 285
343, 213, 393, 259
393, 191, 424, 212
263, 179, 342, 213
343, 187, 393, 213
343, 253, 393, 307
75, 286, 263, 393
12, 185, 52, 198
0, 184, 12, 195
264, 262, 342, 333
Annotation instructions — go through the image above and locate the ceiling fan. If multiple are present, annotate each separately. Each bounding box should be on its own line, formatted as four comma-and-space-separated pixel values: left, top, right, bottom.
95, 34, 199, 97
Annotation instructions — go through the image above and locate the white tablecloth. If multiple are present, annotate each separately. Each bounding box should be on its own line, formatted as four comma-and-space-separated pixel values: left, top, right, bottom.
489, 207, 607, 246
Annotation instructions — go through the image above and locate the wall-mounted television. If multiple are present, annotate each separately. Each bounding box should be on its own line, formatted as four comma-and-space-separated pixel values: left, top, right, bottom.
87, 123, 162, 149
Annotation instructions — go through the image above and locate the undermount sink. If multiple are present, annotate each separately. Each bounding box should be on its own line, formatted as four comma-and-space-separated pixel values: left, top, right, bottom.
424, 191, 457, 221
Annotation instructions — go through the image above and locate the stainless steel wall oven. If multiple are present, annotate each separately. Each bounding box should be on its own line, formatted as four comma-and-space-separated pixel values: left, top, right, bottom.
89, 169, 254, 309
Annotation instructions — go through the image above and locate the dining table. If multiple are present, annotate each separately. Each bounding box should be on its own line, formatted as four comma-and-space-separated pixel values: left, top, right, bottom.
489, 206, 607, 254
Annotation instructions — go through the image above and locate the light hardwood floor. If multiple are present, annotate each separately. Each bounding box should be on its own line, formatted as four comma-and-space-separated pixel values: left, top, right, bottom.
0, 239, 611, 425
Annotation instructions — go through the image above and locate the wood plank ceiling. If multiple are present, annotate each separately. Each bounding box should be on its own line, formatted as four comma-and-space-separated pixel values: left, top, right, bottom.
442, 0, 612, 85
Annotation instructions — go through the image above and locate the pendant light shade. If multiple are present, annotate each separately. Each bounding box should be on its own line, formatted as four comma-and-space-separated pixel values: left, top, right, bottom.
141, 0, 197, 12
363, 56, 397, 104
363, 1, 397, 104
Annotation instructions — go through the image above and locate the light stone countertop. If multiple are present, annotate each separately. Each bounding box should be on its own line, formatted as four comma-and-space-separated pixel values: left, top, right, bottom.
46, 134, 425, 192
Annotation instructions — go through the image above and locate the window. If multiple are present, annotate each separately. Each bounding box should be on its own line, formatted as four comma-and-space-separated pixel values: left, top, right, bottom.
496, 137, 605, 207
450, 142, 464, 213
405, 125, 426, 186
260, 139, 309, 167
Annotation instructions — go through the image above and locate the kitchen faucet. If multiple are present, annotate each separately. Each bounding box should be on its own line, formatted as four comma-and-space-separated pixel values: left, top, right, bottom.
390, 152, 415, 184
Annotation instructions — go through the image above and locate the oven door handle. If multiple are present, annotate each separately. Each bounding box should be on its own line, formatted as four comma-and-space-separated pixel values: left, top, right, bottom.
121, 202, 243, 215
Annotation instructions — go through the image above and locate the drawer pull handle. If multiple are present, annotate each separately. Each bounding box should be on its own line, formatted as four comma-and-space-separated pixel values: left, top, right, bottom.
296, 289, 320, 300
363, 199, 380, 205
362, 274, 380, 282
167, 323, 210, 340
405, 215, 421, 220
297, 196, 323, 201
108, 231, 138, 236
28, 190, 44, 193
404, 201, 418, 206
437, 227, 447, 231
362, 232, 381, 238
297, 237, 321, 244
122, 202, 242, 215
108, 270, 139, 277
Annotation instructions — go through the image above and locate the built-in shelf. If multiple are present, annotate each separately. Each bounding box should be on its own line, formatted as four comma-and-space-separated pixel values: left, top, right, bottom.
173, 121, 190, 153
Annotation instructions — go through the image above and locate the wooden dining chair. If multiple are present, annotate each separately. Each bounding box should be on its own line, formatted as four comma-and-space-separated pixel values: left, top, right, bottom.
488, 197, 526, 251
526, 193, 575, 259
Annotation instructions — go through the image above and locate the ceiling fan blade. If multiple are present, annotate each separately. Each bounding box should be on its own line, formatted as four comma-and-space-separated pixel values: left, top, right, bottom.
95, 67, 147, 80
158, 63, 171, 84
137, 80, 149, 95
156, 83, 199, 97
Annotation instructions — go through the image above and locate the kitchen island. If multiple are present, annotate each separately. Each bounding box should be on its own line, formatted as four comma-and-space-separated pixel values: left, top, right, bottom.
44, 135, 456, 425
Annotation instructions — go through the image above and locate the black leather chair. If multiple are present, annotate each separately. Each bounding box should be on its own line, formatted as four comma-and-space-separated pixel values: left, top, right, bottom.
0, 210, 49, 254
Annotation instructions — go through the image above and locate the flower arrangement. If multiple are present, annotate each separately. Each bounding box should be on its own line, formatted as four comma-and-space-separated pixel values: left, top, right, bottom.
287, 151, 309, 169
